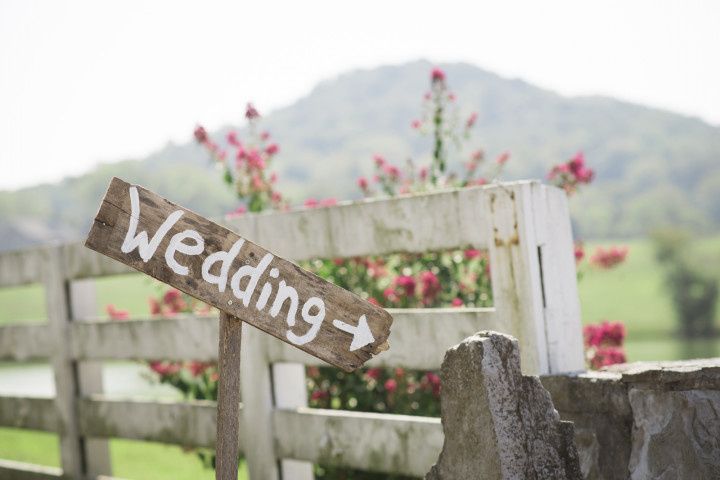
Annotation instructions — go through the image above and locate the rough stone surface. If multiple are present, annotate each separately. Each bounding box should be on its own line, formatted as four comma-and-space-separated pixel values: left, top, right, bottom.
541, 372, 632, 480
628, 388, 720, 480
542, 357, 720, 480
426, 331, 581, 480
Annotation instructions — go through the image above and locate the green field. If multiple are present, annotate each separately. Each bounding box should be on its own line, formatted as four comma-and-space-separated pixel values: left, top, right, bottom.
0, 236, 718, 476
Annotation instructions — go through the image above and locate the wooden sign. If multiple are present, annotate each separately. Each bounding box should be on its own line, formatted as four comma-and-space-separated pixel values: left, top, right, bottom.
85, 177, 393, 371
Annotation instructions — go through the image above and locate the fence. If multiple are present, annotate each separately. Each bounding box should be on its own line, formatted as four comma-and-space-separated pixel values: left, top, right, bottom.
0, 180, 584, 479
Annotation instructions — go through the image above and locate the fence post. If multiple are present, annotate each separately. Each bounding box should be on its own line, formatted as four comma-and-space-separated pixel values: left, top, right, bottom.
531, 183, 585, 373
45, 246, 85, 478
70, 278, 112, 477
240, 324, 280, 480
273, 363, 314, 479
485, 182, 584, 375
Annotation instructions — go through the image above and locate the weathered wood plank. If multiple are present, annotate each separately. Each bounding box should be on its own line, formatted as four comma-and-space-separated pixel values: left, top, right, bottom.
0, 247, 45, 288
85, 177, 392, 371
273, 408, 443, 477
0, 324, 52, 360
69, 308, 497, 369
0, 460, 62, 480
70, 315, 219, 361
0, 184, 495, 287
215, 312, 243, 480
77, 397, 222, 449
225, 186, 491, 261
0, 396, 57, 431
266, 308, 500, 370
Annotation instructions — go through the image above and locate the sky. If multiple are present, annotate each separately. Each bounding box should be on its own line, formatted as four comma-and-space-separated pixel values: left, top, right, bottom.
0, 0, 718, 190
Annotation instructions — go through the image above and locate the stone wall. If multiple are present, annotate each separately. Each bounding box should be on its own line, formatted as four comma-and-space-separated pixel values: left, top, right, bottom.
542, 358, 720, 479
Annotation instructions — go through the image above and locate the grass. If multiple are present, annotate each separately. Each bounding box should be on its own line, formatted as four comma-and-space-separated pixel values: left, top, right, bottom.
0, 235, 718, 476
578, 236, 720, 360
0, 427, 248, 479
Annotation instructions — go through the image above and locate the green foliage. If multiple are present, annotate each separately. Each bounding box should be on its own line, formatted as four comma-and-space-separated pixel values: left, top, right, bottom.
653, 229, 719, 338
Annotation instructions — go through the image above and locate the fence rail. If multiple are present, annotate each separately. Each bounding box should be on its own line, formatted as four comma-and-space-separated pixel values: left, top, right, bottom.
0, 181, 584, 479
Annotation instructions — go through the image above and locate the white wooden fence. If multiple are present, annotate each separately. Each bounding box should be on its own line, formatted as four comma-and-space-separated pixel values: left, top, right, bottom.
0, 181, 584, 479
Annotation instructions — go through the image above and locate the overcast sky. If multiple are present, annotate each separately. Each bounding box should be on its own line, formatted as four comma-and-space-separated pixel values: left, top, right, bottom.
1, 0, 718, 190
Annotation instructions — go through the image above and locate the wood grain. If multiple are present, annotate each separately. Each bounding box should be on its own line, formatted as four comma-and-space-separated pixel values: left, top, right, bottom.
84, 177, 393, 371
215, 312, 242, 480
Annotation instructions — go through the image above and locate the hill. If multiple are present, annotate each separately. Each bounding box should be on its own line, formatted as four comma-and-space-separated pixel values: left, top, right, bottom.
1, 60, 719, 249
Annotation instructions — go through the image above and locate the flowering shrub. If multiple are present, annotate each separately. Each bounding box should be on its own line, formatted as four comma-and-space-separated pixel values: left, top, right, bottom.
547, 151, 595, 195
583, 321, 627, 369
590, 246, 629, 269
194, 103, 286, 214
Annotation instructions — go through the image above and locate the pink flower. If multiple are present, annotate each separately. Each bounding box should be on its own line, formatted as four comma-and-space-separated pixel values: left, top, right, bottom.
149, 298, 162, 315
496, 151, 510, 165
311, 389, 329, 401
420, 270, 441, 305
226, 205, 247, 219
384, 378, 397, 393
320, 198, 337, 207
226, 131, 240, 147
373, 154, 386, 167
246, 149, 265, 170
188, 361, 210, 377
451, 298, 463, 307
583, 321, 626, 348
466, 112, 478, 129
471, 149, 484, 162
394, 275, 416, 297
590, 246, 628, 269
193, 125, 208, 144
447, 93, 456, 102
149, 361, 181, 377
419, 167, 428, 181
395, 367, 405, 378
411, 119, 422, 129
357, 176, 369, 191
383, 164, 401, 180
245, 103, 260, 120
163, 289, 186, 313
304, 198, 319, 208
464, 249, 481, 260
106, 304, 129, 320
574, 243, 585, 263
265, 143, 279, 156
260, 131, 270, 141
431, 67, 446, 83
590, 346, 626, 369
366, 368, 382, 380
383, 287, 399, 304
251, 175, 264, 190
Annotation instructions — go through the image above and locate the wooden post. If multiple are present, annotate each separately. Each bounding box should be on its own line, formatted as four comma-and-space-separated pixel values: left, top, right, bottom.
241, 325, 280, 480
485, 182, 584, 375
70, 278, 112, 477
45, 246, 85, 478
273, 363, 314, 479
216, 312, 243, 480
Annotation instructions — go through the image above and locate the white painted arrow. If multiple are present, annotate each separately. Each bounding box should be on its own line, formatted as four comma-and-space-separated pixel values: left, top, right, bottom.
332, 315, 375, 351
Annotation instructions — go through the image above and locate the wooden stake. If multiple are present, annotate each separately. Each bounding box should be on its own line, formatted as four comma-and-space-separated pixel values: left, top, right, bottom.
216, 311, 243, 480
